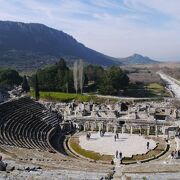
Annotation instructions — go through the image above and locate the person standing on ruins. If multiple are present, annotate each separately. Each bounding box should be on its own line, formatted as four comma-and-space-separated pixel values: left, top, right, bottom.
147, 142, 150, 150
119, 152, 122, 159
171, 151, 175, 159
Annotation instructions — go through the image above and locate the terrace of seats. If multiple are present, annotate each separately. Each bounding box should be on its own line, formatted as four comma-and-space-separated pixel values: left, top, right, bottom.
0, 97, 60, 151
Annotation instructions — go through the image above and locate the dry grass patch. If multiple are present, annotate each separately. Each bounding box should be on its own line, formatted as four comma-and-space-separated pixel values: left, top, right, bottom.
69, 136, 113, 162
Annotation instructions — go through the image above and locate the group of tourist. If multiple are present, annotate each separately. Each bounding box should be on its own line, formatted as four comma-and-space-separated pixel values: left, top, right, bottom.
111, 150, 123, 165
115, 150, 122, 159
171, 150, 180, 159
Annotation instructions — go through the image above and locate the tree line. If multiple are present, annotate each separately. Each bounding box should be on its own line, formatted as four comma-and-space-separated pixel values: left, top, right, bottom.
0, 68, 30, 93
31, 58, 129, 96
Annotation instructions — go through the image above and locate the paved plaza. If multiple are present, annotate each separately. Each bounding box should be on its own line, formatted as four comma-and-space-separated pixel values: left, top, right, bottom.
79, 132, 156, 157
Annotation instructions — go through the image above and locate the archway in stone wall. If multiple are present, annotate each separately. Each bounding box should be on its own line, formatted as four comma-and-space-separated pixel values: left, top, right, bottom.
141, 126, 148, 135
132, 126, 141, 134
79, 124, 84, 131
108, 124, 114, 132
149, 126, 155, 135
157, 126, 164, 135
117, 126, 122, 133
118, 121, 125, 133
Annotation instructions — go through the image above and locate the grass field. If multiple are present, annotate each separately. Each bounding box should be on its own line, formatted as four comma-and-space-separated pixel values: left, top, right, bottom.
30, 91, 119, 103
30, 82, 170, 102
145, 83, 170, 97
125, 83, 170, 98
30, 91, 95, 102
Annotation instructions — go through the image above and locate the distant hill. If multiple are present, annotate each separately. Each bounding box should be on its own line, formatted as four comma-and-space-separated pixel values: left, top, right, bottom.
0, 21, 120, 70
119, 54, 159, 65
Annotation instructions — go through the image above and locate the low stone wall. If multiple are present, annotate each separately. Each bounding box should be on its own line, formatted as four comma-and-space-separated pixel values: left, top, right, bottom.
122, 141, 169, 165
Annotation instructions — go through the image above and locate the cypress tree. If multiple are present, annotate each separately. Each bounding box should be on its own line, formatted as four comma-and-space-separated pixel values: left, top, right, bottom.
35, 74, 40, 101
22, 75, 30, 92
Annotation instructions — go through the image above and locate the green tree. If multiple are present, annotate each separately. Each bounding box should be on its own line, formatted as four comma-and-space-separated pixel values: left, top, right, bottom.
99, 67, 129, 95
30, 58, 72, 92
35, 74, 40, 101
22, 75, 30, 92
0, 68, 22, 88
85, 65, 104, 82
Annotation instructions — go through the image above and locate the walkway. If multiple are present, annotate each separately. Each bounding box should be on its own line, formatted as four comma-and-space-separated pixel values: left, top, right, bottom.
158, 72, 180, 98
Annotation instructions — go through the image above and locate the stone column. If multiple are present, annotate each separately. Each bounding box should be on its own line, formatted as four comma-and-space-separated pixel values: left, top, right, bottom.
98, 123, 101, 131
87, 122, 90, 131
100, 123, 103, 131
94, 122, 97, 130
155, 125, 158, 136
114, 125, 117, 133
147, 126, 150, 136
91, 123, 94, 131
84, 123, 86, 131
161, 125, 166, 135
130, 126, 133, 135
139, 126, 142, 135
122, 126, 124, 134
106, 124, 109, 132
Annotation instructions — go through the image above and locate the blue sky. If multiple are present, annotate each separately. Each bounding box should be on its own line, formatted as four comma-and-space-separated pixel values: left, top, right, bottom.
1, 0, 180, 61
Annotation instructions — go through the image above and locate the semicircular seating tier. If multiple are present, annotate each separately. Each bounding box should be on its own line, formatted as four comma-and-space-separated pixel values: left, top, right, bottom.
0, 97, 60, 151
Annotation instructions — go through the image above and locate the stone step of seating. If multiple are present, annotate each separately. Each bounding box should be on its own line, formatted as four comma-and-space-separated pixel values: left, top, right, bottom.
0, 97, 61, 152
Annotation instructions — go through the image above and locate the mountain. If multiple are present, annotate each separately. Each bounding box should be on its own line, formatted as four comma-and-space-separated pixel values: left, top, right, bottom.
0, 21, 120, 70
119, 54, 159, 65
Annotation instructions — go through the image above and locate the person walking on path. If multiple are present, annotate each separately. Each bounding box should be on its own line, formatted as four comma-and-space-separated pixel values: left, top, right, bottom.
114, 135, 116, 142
171, 151, 175, 159
147, 141, 150, 150
116, 150, 118, 158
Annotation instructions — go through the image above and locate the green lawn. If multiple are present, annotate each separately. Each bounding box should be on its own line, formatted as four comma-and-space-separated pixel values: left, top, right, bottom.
145, 83, 170, 97
125, 83, 170, 98
30, 91, 96, 102
30, 91, 119, 103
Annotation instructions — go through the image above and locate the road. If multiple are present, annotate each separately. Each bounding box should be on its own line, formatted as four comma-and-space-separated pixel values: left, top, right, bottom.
158, 72, 180, 99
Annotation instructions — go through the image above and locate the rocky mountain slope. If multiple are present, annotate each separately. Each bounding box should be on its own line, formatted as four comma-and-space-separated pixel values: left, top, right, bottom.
119, 54, 159, 65
0, 21, 119, 70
